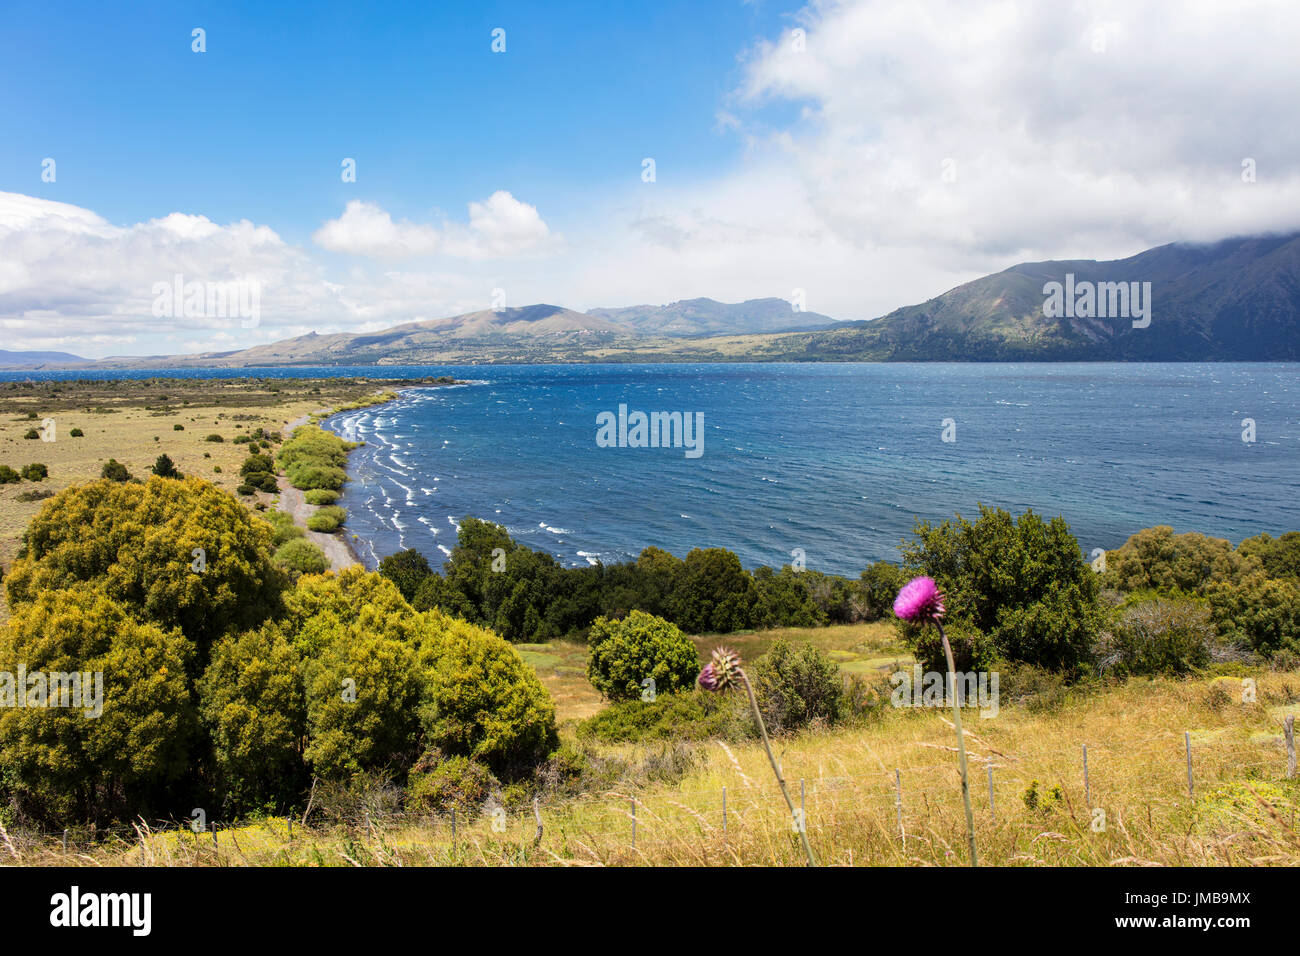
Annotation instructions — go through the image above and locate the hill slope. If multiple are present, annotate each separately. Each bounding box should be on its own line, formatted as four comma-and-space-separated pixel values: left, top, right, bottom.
587, 297, 835, 336
760, 233, 1300, 361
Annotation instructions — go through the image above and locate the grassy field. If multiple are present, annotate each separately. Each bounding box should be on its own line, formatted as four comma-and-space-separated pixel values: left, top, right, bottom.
6, 657, 1296, 867
0, 376, 436, 593
522, 621, 909, 725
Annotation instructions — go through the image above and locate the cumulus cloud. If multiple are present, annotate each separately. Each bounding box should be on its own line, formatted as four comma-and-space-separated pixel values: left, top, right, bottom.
313, 191, 555, 260
730, 0, 1300, 261
0, 191, 501, 356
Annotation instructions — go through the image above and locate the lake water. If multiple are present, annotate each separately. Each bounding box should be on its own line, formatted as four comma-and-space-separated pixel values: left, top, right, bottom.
301, 363, 1299, 575
8, 362, 1294, 575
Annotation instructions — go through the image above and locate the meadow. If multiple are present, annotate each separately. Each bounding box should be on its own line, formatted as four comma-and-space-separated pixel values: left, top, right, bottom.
0, 377, 436, 601
5, 648, 1297, 867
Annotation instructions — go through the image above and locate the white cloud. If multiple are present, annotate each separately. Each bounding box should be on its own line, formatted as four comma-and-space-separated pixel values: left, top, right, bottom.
0, 191, 499, 356
313, 191, 556, 260
729, 0, 1300, 260
6, 1, 1300, 353
311, 201, 442, 259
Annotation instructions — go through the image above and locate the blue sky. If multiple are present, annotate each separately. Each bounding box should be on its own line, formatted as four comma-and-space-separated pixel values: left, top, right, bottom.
0, 0, 794, 245
2, 0, 1298, 357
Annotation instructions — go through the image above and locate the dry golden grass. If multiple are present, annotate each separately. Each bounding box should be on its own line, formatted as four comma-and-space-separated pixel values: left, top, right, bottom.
8, 666, 1296, 867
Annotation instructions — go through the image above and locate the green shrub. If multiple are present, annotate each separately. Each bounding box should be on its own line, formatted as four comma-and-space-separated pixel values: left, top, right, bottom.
1097, 596, 1215, 676
173, 423, 184, 431
273, 538, 330, 575
416, 608, 559, 775
586, 610, 700, 702
901, 505, 1101, 675
19, 463, 48, 482
750, 640, 846, 734
69, 427, 84, 437
251, 472, 279, 493
240, 454, 275, 477
287, 462, 347, 491
198, 623, 308, 808
304, 489, 340, 506
0, 465, 19, 484
6, 476, 284, 655
22, 428, 39, 440
261, 510, 304, 546
100, 459, 132, 481
306, 505, 346, 533
236, 483, 256, 496
0, 588, 196, 823
576, 691, 750, 744
406, 753, 500, 813
15, 489, 53, 503
151, 454, 180, 479
204, 434, 224, 443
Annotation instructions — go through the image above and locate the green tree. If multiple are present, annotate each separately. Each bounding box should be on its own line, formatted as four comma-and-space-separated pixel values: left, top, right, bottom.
586, 610, 700, 702
416, 609, 558, 775
6, 477, 285, 658
199, 623, 308, 808
670, 548, 757, 634
302, 625, 423, 780
1106, 525, 1257, 594
379, 548, 432, 602
0, 588, 196, 823
752, 566, 825, 628
152, 453, 180, 478
901, 505, 1101, 674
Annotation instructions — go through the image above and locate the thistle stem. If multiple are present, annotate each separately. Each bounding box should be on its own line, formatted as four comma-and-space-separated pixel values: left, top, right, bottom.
937, 622, 978, 867
739, 669, 817, 867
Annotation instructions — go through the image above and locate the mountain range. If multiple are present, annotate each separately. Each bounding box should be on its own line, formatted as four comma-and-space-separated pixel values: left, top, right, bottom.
6, 232, 1300, 368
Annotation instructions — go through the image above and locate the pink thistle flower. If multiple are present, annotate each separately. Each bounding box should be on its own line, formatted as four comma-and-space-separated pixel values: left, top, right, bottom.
697, 663, 719, 691
893, 576, 946, 623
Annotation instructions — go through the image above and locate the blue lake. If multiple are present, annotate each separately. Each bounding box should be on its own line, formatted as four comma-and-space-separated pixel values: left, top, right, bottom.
308, 363, 1299, 575
8, 362, 1294, 575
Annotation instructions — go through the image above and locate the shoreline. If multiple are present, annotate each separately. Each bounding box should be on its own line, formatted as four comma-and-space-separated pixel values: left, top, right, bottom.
279, 382, 455, 573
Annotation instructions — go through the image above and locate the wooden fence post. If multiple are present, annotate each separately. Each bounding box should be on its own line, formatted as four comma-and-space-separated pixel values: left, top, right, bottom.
987, 761, 995, 819
1285, 715, 1296, 780
1082, 743, 1091, 810
532, 797, 543, 848
1185, 731, 1194, 798
894, 769, 905, 851
631, 798, 636, 848
722, 786, 727, 835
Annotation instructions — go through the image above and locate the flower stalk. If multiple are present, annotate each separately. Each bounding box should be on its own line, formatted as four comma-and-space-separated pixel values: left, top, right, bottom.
893, 575, 978, 867
699, 647, 817, 867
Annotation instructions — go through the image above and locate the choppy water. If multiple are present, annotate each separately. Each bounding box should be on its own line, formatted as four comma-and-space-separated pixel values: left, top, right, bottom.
306, 363, 1300, 575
